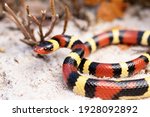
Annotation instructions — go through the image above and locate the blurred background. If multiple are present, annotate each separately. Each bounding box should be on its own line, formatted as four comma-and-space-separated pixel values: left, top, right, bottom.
0, 0, 150, 26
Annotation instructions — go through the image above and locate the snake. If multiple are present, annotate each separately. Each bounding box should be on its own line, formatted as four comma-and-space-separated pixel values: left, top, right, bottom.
34, 30, 150, 100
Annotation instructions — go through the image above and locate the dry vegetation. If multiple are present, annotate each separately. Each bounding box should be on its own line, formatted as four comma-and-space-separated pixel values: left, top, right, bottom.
3, 0, 70, 47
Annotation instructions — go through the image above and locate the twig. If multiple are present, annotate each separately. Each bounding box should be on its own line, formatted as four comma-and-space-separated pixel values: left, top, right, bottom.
44, 0, 58, 39
62, 6, 70, 34
28, 15, 40, 26
43, 15, 58, 39
41, 10, 46, 22
28, 14, 45, 41
20, 39, 37, 47
4, 1, 69, 47
26, 6, 36, 41
39, 10, 46, 41
4, 12, 19, 26
4, 3, 31, 39
49, 0, 56, 16
26, 5, 31, 28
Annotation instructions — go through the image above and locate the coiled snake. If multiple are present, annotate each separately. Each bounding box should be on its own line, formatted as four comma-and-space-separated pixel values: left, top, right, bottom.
34, 30, 150, 100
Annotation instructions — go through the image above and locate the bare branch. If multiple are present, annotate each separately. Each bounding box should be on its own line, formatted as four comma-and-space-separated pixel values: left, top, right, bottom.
26, 5, 30, 15
39, 10, 46, 41
25, 5, 36, 41
4, 12, 23, 32
43, 0, 58, 39
62, 6, 70, 34
38, 24, 44, 41
4, 1, 65, 47
28, 14, 46, 41
4, 12, 18, 24
26, 5, 30, 27
28, 14, 40, 26
49, 0, 56, 16
4, 3, 31, 39
41, 10, 46, 22
44, 15, 58, 39
20, 39, 37, 47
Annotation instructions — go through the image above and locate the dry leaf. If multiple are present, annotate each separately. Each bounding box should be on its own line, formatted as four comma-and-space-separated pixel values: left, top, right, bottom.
97, 1, 127, 21
111, 0, 127, 10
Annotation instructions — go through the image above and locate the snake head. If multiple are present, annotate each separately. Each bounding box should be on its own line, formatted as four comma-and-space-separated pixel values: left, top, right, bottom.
34, 41, 54, 54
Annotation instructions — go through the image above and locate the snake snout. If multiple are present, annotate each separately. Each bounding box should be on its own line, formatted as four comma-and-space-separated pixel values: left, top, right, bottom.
33, 46, 49, 54
33, 46, 40, 53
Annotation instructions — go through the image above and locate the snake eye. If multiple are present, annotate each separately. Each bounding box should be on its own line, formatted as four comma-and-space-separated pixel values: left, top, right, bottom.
38, 41, 53, 51
44, 46, 53, 51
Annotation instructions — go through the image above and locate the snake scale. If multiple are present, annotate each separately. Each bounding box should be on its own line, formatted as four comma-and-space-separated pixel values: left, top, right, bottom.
34, 30, 150, 100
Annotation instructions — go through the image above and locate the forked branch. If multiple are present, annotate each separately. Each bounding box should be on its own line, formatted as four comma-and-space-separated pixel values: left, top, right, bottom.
4, 0, 69, 47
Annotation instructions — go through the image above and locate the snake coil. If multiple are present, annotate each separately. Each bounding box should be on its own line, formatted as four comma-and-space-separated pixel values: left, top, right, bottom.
34, 30, 150, 100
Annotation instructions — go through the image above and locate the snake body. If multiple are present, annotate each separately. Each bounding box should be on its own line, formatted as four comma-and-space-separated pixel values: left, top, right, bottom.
34, 30, 150, 100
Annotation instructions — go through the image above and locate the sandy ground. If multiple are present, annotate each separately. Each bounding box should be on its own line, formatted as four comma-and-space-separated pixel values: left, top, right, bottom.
0, 6, 150, 100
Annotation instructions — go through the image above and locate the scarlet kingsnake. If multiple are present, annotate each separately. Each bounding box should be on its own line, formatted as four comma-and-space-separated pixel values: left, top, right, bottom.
34, 30, 150, 100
